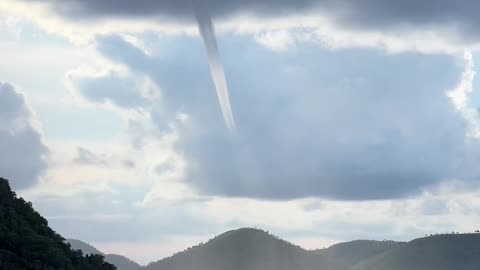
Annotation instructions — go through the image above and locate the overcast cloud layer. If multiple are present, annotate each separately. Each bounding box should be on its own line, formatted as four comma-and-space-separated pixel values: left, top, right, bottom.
23, 0, 480, 43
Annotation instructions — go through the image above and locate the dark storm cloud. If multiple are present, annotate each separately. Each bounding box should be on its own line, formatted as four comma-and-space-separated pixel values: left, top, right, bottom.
27, 0, 317, 21
0, 82, 49, 189
91, 34, 471, 200
26, 0, 480, 41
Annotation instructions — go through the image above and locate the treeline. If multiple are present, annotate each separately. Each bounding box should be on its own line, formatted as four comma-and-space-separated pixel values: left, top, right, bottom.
424, 231, 480, 238
0, 177, 116, 270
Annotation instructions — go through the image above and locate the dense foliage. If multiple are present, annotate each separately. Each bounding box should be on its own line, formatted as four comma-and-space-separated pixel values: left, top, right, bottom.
0, 177, 116, 270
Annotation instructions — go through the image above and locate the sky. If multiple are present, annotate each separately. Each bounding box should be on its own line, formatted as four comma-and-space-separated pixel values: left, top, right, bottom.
2, 0, 480, 265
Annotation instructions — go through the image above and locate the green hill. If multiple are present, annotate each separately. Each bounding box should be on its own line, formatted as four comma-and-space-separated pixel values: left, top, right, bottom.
353, 234, 480, 270
143, 228, 340, 270
318, 239, 404, 268
142, 228, 480, 270
0, 177, 116, 270
143, 230, 480, 270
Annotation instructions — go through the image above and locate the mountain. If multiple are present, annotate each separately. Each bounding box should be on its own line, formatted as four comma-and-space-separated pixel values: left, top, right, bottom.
143, 228, 480, 270
67, 239, 141, 270
354, 234, 480, 270
0, 177, 116, 270
68, 239, 103, 256
317, 239, 404, 268
143, 228, 341, 270
105, 254, 141, 270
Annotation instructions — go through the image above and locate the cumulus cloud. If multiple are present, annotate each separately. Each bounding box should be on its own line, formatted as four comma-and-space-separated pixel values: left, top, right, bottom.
0, 82, 48, 189
85, 34, 480, 200
67, 68, 157, 109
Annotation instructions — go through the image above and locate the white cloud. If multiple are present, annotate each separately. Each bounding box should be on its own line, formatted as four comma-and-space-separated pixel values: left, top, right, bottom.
254, 30, 295, 51
66, 66, 159, 109
447, 51, 480, 137
0, 82, 49, 189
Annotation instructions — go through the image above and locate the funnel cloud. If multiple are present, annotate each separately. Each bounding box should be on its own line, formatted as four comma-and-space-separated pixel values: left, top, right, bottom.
194, 1, 236, 132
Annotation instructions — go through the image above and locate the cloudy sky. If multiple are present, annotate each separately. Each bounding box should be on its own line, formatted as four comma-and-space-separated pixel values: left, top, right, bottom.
2, 0, 480, 265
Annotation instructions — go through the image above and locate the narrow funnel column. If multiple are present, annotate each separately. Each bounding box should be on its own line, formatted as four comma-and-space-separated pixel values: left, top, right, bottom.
194, 1, 236, 132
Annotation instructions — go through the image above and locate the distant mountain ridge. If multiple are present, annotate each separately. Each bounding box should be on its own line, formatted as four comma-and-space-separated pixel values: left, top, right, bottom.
67, 239, 103, 256
67, 239, 141, 270
66, 228, 480, 270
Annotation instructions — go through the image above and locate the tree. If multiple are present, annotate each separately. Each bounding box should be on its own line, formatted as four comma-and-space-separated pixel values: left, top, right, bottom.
0, 177, 116, 270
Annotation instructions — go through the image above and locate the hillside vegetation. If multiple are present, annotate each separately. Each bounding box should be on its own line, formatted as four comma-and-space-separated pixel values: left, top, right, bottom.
0, 177, 116, 270
318, 239, 404, 269
143, 228, 340, 270
354, 234, 480, 270
143, 229, 480, 270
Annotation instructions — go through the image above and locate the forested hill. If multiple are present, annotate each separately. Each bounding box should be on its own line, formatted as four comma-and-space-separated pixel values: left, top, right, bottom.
317, 239, 404, 268
0, 177, 116, 270
143, 228, 480, 270
143, 228, 341, 270
354, 233, 480, 270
